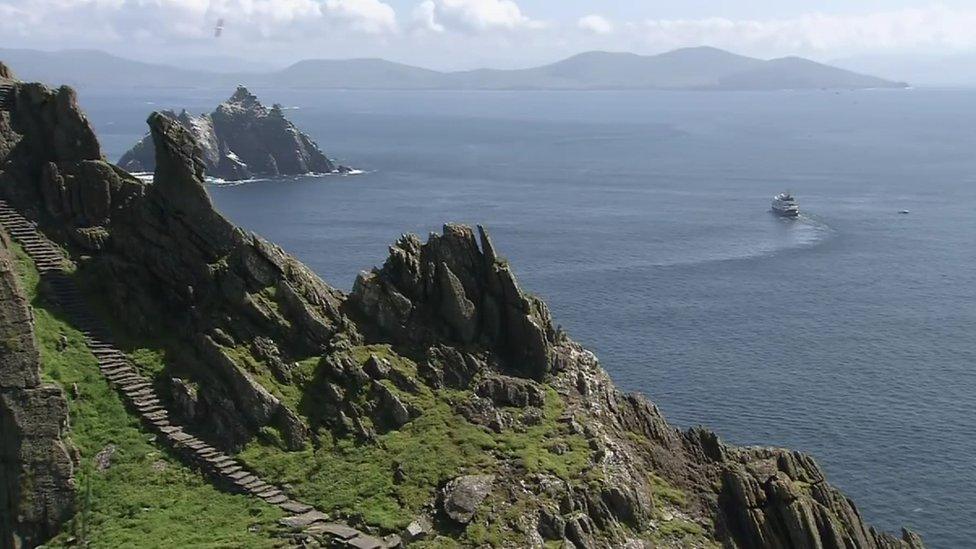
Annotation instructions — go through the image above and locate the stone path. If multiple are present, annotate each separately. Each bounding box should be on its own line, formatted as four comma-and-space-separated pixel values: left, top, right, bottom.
0, 200, 400, 548
0, 83, 12, 110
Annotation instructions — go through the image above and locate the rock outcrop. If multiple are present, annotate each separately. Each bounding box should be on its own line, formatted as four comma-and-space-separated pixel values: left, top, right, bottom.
0, 63, 930, 548
0, 231, 76, 547
2, 73, 353, 451
118, 86, 351, 180
350, 225, 557, 380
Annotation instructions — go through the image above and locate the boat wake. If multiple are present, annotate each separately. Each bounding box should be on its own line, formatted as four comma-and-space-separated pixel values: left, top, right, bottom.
531, 215, 834, 277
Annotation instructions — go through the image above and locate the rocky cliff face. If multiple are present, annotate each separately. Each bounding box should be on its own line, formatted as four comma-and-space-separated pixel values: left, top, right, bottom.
118, 86, 350, 181
0, 230, 76, 547
0, 63, 928, 548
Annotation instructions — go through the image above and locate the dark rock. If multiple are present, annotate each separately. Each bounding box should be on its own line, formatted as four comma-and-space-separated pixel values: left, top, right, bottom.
0, 233, 76, 546
455, 395, 508, 433
350, 224, 557, 380
169, 378, 201, 422
442, 474, 494, 524
374, 382, 411, 428
363, 354, 391, 379
119, 87, 346, 181
475, 375, 545, 408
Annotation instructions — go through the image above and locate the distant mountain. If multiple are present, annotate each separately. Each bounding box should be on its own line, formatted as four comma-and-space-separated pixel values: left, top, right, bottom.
832, 53, 976, 87
0, 48, 218, 89
0, 46, 907, 91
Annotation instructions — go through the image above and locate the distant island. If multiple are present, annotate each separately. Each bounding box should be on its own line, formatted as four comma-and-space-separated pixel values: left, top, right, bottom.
0, 46, 908, 91
119, 86, 353, 181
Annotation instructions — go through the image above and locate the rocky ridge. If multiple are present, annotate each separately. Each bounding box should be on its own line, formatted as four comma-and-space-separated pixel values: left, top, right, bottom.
119, 86, 351, 180
0, 61, 928, 548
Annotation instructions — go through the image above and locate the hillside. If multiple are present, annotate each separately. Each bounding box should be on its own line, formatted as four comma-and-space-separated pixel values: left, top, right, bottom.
1, 46, 907, 91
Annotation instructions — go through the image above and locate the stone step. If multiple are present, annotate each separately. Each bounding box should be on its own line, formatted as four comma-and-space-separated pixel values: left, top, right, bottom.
279, 501, 313, 515
125, 388, 155, 400
219, 464, 243, 475
144, 410, 168, 421
255, 487, 282, 498
228, 470, 253, 482
238, 477, 266, 490
137, 404, 164, 415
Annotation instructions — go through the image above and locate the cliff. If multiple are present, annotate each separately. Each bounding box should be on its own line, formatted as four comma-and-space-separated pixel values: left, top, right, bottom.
118, 86, 351, 181
0, 229, 76, 547
0, 61, 927, 548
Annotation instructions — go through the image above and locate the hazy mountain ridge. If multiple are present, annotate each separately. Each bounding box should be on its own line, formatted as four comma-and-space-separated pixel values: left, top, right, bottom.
1, 46, 906, 91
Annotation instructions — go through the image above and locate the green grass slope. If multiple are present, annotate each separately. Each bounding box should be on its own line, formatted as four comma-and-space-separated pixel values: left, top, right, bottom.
11, 244, 284, 548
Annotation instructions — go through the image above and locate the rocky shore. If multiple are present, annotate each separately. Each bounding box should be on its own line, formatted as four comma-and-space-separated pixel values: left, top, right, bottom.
118, 86, 352, 181
0, 60, 927, 547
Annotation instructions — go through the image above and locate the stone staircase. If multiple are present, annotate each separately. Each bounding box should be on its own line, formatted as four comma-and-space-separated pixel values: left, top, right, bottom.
0, 83, 13, 111
0, 200, 400, 548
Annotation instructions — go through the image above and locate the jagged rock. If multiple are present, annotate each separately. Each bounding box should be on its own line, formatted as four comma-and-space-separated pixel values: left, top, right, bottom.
442, 474, 494, 524
420, 345, 482, 389
402, 518, 431, 543
374, 382, 411, 428
170, 378, 201, 422
0, 61, 13, 80
119, 86, 348, 181
455, 395, 508, 433
363, 354, 391, 379
475, 375, 545, 408
350, 224, 557, 380
0, 233, 75, 546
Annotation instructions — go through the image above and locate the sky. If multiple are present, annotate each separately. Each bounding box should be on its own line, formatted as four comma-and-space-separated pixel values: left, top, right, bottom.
3, 0, 976, 70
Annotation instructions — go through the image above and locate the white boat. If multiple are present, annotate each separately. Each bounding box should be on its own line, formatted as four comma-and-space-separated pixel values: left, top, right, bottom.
771, 192, 799, 217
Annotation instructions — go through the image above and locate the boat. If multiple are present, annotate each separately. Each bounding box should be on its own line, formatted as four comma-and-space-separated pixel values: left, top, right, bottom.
771, 192, 799, 217
899, 210, 911, 215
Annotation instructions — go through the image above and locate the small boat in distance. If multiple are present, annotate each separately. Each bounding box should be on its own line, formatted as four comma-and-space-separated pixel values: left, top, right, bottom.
899, 210, 911, 215
771, 192, 799, 217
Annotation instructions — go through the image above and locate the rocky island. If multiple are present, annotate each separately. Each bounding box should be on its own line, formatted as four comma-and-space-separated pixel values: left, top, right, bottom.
0, 61, 926, 548
118, 86, 352, 181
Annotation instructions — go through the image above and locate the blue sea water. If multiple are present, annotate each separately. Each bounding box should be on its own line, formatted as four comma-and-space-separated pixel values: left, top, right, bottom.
85, 87, 976, 548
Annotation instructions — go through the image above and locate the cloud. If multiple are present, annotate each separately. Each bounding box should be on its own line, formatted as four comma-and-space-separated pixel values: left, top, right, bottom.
633, 7, 976, 55
577, 14, 612, 35
412, 0, 541, 34
324, 0, 398, 35
0, 0, 400, 46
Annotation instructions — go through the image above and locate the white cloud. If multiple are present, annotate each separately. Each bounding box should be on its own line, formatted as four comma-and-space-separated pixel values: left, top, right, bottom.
577, 14, 612, 35
324, 0, 398, 35
412, 0, 541, 34
633, 7, 976, 56
411, 1, 445, 33
0, 0, 400, 45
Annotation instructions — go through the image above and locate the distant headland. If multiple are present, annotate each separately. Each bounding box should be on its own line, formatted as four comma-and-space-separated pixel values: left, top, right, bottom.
0, 46, 908, 91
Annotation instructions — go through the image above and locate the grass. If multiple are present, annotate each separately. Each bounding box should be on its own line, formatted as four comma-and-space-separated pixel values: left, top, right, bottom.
238, 345, 595, 535
11, 244, 285, 547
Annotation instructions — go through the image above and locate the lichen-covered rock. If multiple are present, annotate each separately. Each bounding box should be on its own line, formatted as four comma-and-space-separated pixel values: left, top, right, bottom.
715, 445, 925, 549
118, 86, 347, 180
442, 474, 494, 524
0, 231, 76, 546
350, 224, 558, 380
475, 375, 545, 408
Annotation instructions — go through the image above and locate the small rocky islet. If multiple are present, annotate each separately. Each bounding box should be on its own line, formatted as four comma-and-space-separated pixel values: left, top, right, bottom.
118, 85, 353, 181
0, 60, 927, 547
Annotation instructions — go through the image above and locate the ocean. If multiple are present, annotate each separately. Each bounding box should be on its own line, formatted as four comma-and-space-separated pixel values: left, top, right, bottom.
86, 87, 976, 547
